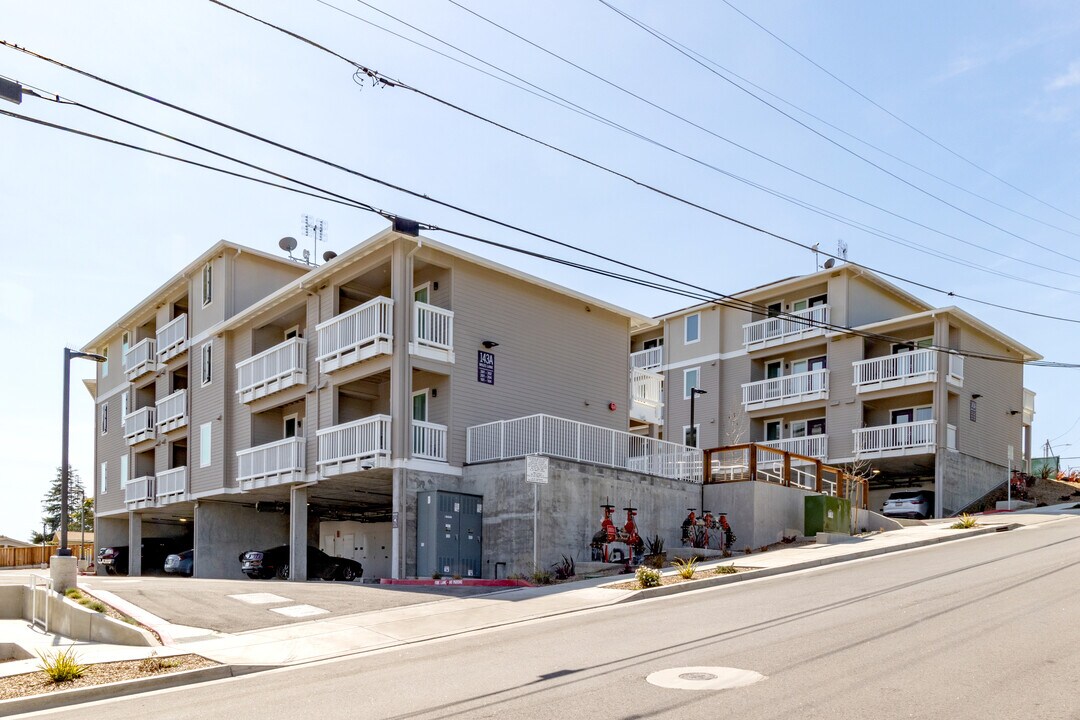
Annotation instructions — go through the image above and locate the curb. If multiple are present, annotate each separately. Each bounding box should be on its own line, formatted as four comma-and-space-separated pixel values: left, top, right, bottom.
613, 523, 1020, 603
380, 578, 533, 587
0, 663, 272, 716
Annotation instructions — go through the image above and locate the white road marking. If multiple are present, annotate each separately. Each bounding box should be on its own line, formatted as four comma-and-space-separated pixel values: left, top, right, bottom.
270, 604, 329, 618
227, 592, 291, 605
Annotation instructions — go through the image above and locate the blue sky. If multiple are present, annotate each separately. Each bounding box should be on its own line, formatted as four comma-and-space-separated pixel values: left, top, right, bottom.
2, 1, 1080, 538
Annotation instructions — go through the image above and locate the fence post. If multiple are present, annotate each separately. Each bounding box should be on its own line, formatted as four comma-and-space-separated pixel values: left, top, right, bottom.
748, 443, 757, 482
703, 449, 712, 484
783, 452, 791, 487
815, 461, 823, 493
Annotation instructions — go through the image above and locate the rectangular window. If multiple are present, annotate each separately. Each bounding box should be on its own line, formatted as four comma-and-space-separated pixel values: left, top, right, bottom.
101, 347, 109, 378
642, 337, 663, 350
99, 461, 107, 493
121, 391, 129, 420
682, 424, 701, 448
202, 262, 213, 306
684, 313, 700, 344
100, 404, 108, 435
119, 454, 129, 489
199, 422, 212, 468
121, 332, 130, 357
201, 342, 213, 386
412, 390, 429, 422
683, 367, 700, 399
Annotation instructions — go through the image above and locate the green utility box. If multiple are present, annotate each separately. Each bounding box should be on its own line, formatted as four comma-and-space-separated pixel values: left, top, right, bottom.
804, 495, 852, 537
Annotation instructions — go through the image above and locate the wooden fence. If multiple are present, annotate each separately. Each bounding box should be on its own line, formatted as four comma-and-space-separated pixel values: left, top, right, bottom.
0, 544, 95, 568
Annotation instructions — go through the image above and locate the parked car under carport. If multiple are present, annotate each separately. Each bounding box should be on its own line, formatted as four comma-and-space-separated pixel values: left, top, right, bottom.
239, 545, 363, 581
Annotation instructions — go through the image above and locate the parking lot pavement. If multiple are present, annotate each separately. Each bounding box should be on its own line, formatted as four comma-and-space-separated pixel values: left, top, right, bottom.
78, 575, 498, 633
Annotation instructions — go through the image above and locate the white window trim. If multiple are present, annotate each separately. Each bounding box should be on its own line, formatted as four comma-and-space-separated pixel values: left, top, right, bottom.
891, 405, 933, 424
283, 413, 301, 438
201, 342, 213, 387
683, 367, 701, 400
765, 417, 784, 441
790, 417, 827, 438
101, 347, 109, 378
202, 262, 213, 307
119, 454, 129, 489
412, 388, 430, 422
792, 293, 828, 311
284, 325, 301, 340
891, 337, 933, 353
413, 282, 432, 303
199, 423, 213, 468
100, 461, 108, 494
121, 391, 129, 420
642, 337, 663, 350
682, 424, 701, 448
765, 358, 784, 379
100, 404, 108, 435
684, 313, 701, 345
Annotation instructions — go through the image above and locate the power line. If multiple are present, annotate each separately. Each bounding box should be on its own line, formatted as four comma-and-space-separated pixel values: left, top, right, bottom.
719, 0, 1080, 227
2, 98, 1071, 369
587, 2, 1080, 242
595, 0, 1080, 266
337, 1, 1080, 281
6, 37, 1080, 329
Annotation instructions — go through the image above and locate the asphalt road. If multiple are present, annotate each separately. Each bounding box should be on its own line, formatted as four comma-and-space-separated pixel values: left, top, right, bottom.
34, 516, 1080, 719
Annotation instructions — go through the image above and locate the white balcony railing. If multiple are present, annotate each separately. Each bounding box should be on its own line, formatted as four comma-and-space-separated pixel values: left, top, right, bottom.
236, 337, 307, 404
155, 389, 187, 433
237, 437, 306, 490
742, 369, 829, 410
759, 435, 828, 460
123, 406, 156, 445
1023, 388, 1036, 426
124, 476, 153, 505
412, 420, 448, 461
411, 302, 455, 362
630, 346, 663, 372
156, 314, 187, 363
854, 419, 936, 457
156, 466, 187, 503
467, 414, 704, 483
317, 415, 392, 475
854, 349, 935, 391
123, 338, 157, 381
743, 305, 830, 350
316, 296, 393, 373
630, 367, 664, 425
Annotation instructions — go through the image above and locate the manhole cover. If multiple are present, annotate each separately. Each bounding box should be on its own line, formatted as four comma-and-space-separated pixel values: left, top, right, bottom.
647, 666, 766, 691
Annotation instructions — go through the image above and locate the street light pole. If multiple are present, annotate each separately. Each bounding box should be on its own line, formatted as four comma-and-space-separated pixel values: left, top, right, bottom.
59, 348, 107, 557
689, 387, 708, 448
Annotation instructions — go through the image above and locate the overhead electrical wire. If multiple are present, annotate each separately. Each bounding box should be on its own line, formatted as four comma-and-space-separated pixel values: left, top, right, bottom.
4, 35, 1080, 328
1, 93, 1071, 369
586, 1, 1080, 242
719, 0, 1080, 227
315, 2, 1080, 283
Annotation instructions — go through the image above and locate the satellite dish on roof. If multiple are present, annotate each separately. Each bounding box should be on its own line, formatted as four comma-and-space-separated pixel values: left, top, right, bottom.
823, 258, 836, 269
279, 236, 298, 252
323, 250, 338, 262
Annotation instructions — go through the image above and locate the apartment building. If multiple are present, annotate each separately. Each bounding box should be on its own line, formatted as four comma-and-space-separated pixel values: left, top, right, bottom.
631, 264, 1039, 517
86, 228, 655, 579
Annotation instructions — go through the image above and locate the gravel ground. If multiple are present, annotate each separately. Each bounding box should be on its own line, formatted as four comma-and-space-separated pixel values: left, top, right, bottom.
0, 655, 218, 701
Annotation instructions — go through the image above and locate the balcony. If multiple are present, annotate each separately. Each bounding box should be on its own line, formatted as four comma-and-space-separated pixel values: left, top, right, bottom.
630, 367, 664, 425
742, 369, 828, 411
124, 476, 154, 508
237, 337, 307, 404
156, 466, 187, 504
237, 437, 306, 491
316, 297, 393, 373
630, 346, 663, 372
760, 435, 828, 460
123, 338, 157, 381
1023, 388, 1036, 426
156, 314, 187, 363
853, 349, 963, 393
317, 415, 392, 476
743, 305, 829, 351
412, 420, 448, 462
854, 419, 936, 458
123, 406, 156, 446
410, 302, 455, 363
156, 389, 187, 433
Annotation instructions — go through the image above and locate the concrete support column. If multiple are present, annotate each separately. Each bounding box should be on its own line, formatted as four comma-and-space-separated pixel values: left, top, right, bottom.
127, 512, 142, 577
49, 555, 78, 594
1024, 424, 1033, 474
932, 316, 949, 519
390, 238, 414, 580
391, 467, 405, 579
289, 485, 309, 581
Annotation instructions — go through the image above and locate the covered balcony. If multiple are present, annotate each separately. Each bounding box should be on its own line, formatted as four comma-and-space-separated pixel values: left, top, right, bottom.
759, 434, 828, 460
316, 296, 393, 373
630, 346, 663, 372
853, 349, 963, 393
156, 314, 188, 363
156, 389, 187, 433
237, 337, 307, 404
123, 406, 156, 446
237, 437, 306, 491
123, 338, 157, 381
317, 415, 393, 476
156, 466, 187, 505
743, 305, 829, 351
124, 476, 154, 509
1023, 388, 1036, 426
742, 369, 828, 411
412, 420, 448, 462
854, 419, 936, 458
630, 367, 664, 425
410, 302, 455, 363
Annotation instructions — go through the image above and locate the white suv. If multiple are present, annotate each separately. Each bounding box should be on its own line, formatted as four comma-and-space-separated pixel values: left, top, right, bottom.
882, 490, 934, 520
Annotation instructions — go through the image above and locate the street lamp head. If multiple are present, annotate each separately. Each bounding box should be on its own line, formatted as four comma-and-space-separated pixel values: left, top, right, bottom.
67, 349, 107, 363
691, 387, 708, 396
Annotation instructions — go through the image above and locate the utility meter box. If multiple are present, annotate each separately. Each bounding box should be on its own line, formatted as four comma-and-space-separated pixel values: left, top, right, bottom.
417, 491, 483, 579
804, 495, 852, 537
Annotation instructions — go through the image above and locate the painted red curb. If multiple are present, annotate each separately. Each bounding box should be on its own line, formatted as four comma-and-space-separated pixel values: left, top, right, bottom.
379, 578, 533, 587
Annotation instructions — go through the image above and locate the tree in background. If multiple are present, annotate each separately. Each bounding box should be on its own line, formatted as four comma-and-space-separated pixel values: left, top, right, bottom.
33, 467, 93, 542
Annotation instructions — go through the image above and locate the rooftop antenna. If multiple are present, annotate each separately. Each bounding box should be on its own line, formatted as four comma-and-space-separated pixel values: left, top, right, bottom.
278, 236, 298, 260
837, 238, 849, 262
811, 243, 820, 271
302, 214, 329, 266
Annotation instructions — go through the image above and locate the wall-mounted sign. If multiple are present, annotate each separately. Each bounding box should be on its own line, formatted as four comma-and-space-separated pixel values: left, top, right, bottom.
969, 399, 977, 422
477, 350, 495, 385
526, 454, 549, 484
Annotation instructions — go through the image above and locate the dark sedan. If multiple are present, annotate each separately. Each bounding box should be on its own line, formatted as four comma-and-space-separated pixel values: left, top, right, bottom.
239, 545, 363, 581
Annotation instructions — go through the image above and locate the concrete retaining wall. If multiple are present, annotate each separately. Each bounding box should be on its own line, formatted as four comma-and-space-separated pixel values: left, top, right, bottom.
942, 451, 1008, 516
704, 481, 816, 549
412, 458, 702, 578
194, 501, 289, 579
0, 585, 154, 646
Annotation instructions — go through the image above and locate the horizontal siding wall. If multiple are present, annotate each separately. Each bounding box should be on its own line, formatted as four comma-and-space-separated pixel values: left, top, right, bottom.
953, 327, 1024, 467
95, 390, 129, 515
825, 335, 862, 460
